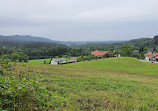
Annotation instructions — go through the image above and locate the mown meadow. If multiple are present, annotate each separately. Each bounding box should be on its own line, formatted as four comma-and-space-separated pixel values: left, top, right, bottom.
1, 57, 158, 110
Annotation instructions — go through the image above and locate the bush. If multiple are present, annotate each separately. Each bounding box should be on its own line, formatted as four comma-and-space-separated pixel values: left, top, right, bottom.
0, 58, 12, 70
0, 73, 68, 110
132, 53, 141, 59
3, 52, 29, 63
77, 56, 97, 62
0, 69, 3, 76
0, 58, 68, 110
103, 53, 110, 58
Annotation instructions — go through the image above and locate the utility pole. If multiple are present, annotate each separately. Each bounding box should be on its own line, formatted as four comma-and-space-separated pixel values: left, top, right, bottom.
151, 47, 154, 63
150, 39, 154, 64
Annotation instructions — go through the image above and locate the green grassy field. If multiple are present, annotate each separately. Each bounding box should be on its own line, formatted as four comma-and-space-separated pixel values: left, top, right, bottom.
29, 58, 51, 64
12, 57, 158, 110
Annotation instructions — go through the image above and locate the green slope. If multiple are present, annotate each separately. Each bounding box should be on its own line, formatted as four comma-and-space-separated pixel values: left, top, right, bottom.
26, 57, 158, 110
54, 57, 158, 75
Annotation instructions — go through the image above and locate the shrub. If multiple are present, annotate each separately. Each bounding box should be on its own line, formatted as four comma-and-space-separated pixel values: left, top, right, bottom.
132, 53, 141, 59
77, 56, 97, 62
0, 73, 68, 110
0, 58, 12, 70
103, 53, 110, 58
0, 58, 68, 110
0, 69, 3, 76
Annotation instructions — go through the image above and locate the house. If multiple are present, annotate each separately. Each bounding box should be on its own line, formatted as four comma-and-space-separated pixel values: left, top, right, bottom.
113, 54, 121, 57
51, 58, 67, 65
67, 58, 77, 63
133, 50, 139, 53
144, 52, 158, 61
92, 50, 108, 58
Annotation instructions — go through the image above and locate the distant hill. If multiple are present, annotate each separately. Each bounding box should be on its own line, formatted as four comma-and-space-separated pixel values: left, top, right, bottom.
0, 35, 153, 49
67, 38, 152, 48
0, 35, 54, 42
124, 38, 152, 47
0, 35, 126, 48
0, 35, 65, 49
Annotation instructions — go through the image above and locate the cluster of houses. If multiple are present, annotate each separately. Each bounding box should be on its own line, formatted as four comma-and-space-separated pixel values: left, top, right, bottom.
51, 50, 121, 65
92, 50, 158, 62
132, 50, 158, 62
144, 52, 158, 61
50, 50, 158, 65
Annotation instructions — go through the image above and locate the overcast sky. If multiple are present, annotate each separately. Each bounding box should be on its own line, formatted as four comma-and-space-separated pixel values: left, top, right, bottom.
0, 0, 158, 41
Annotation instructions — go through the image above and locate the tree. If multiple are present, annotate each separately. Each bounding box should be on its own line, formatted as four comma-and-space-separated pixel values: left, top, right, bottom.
11, 53, 20, 62
153, 35, 158, 45
17, 52, 29, 62
121, 44, 133, 57
132, 53, 141, 59
113, 50, 119, 55
103, 53, 109, 58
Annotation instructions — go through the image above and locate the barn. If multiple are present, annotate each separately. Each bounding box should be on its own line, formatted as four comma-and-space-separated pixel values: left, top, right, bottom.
51, 58, 67, 65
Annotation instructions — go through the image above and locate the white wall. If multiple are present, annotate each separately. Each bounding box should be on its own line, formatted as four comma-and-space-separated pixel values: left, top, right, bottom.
145, 56, 149, 61
51, 60, 58, 65
61, 61, 66, 64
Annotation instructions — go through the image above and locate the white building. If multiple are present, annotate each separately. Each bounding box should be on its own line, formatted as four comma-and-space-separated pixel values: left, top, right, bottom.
144, 52, 158, 61
51, 58, 67, 65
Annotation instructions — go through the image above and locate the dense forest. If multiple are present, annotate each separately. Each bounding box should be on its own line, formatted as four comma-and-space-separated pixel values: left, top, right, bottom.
0, 35, 158, 60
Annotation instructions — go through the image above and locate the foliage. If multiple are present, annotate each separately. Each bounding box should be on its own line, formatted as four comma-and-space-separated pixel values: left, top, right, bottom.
0, 74, 68, 110
0, 59, 68, 110
103, 53, 110, 58
132, 53, 141, 59
121, 44, 133, 57
23, 46, 91, 60
154, 35, 158, 45
77, 56, 97, 62
0, 56, 12, 70
0, 69, 4, 76
62, 55, 71, 60
113, 50, 120, 55
2, 52, 29, 63
11, 53, 20, 62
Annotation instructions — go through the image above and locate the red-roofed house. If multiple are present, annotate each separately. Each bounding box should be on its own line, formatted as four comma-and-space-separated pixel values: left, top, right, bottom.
144, 52, 158, 61
92, 50, 109, 58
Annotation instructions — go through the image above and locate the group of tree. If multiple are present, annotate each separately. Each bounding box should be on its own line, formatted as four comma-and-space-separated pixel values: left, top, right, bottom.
77, 55, 98, 62
120, 44, 147, 59
0, 48, 29, 62
22, 46, 91, 59
1, 35, 158, 61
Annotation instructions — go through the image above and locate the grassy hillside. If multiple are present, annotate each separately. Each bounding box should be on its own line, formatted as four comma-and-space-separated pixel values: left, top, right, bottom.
59, 57, 158, 74
30, 57, 158, 74
6, 57, 158, 110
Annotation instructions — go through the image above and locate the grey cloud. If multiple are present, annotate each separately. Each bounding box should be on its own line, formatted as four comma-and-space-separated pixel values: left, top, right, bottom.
0, 0, 158, 41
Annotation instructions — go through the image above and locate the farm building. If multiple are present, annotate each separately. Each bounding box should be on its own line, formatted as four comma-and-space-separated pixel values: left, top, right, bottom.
113, 54, 121, 57
67, 58, 77, 63
133, 50, 139, 53
144, 52, 158, 61
51, 58, 67, 65
92, 50, 108, 58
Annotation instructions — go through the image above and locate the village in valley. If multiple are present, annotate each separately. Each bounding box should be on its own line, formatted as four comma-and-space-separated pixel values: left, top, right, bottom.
1, 0, 158, 110
1, 35, 158, 110
50, 50, 158, 65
